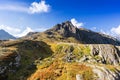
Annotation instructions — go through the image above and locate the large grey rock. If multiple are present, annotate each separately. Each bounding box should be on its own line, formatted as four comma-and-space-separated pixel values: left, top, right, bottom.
76, 74, 83, 80
86, 64, 120, 80
90, 44, 120, 65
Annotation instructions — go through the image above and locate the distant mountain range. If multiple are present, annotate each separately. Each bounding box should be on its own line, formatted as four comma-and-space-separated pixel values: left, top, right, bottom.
0, 29, 16, 40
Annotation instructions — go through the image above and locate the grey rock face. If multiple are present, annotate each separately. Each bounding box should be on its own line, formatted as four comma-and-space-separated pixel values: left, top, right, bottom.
14, 53, 21, 67
83, 44, 120, 80
45, 21, 77, 37
0, 50, 21, 79
76, 74, 83, 80
86, 64, 120, 80
90, 44, 120, 65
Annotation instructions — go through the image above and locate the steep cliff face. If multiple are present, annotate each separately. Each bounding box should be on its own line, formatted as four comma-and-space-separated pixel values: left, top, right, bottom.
89, 45, 120, 80
90, 44, 120, 65
87, 64, 120, 80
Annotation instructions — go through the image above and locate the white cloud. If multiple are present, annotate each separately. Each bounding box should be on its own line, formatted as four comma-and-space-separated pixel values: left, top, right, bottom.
110, 25, 120, 40
71, 18, 84, 28
100, 29, 109, 35
29, 0, 50, 14
15, 27, 33, 37
99, 25, 120, 41
0, 25, 21, 35
0, 25, 49, 38
0, 25, 33, 37
0, 0, 50, 14
111, 25, 120, 35
0, 4, 28, 13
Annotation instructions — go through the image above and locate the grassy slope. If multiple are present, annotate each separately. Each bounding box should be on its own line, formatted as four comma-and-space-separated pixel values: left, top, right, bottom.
0, 40, 53, 80
27, 43, 94, 80
28, 42, 120, 80
0, 40, 119, 80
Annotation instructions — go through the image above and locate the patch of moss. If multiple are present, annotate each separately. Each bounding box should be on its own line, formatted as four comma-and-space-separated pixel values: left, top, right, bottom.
50, 43, 91, 62
106, 65, 117, 72
37, 57, 53, 69
94, 55, 102, 62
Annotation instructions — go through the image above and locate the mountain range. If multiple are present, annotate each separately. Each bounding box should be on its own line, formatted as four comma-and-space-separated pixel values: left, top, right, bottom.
0, 21, 120, 80
24, 21, 120, 45
0, 29, 16, 40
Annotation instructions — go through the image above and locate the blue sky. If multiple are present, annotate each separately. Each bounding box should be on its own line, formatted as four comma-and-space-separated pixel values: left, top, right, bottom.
0, 0, 120, 38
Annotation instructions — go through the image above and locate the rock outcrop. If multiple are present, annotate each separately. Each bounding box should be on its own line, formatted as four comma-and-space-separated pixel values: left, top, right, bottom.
0, 48, 20, 80
90, 44, 120, 65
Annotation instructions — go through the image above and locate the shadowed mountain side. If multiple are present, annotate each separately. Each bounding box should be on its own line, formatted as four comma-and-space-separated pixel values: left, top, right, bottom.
0, 29, 16, 40
46, 21, 120, 45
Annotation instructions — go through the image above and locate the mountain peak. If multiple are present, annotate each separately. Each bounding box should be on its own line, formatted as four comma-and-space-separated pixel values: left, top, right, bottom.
62, 21, 73, 26
62, 20, 76, 28
45, 21, 77, 38
0, 29, 16, 40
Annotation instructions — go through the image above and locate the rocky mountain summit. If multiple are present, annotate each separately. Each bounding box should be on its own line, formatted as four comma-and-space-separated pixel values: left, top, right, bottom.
0, 21, 120, 80
44, 21, 120, 45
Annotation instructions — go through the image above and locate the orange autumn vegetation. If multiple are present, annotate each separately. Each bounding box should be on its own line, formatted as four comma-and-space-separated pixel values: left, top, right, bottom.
28, 60, 94, 80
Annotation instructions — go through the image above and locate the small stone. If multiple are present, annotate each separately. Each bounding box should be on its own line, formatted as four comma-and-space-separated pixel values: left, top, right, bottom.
76, 74, 83, 80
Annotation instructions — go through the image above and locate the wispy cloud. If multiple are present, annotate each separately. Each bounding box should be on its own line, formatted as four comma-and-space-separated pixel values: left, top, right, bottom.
0, 4, 28, 13
97, 25, 120, 40
0, 25, 48, 37
0, 25, 33, 37
0, 25, 21, 35
0, 0, 50, 14
111, 25, 120, 35
110, 25, 120, 40
15, 27, 33, 37
71, 18, 84, 28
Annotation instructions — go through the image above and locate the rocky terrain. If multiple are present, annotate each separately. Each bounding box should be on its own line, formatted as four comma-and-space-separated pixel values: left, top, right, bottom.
0, 21, 120, 80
